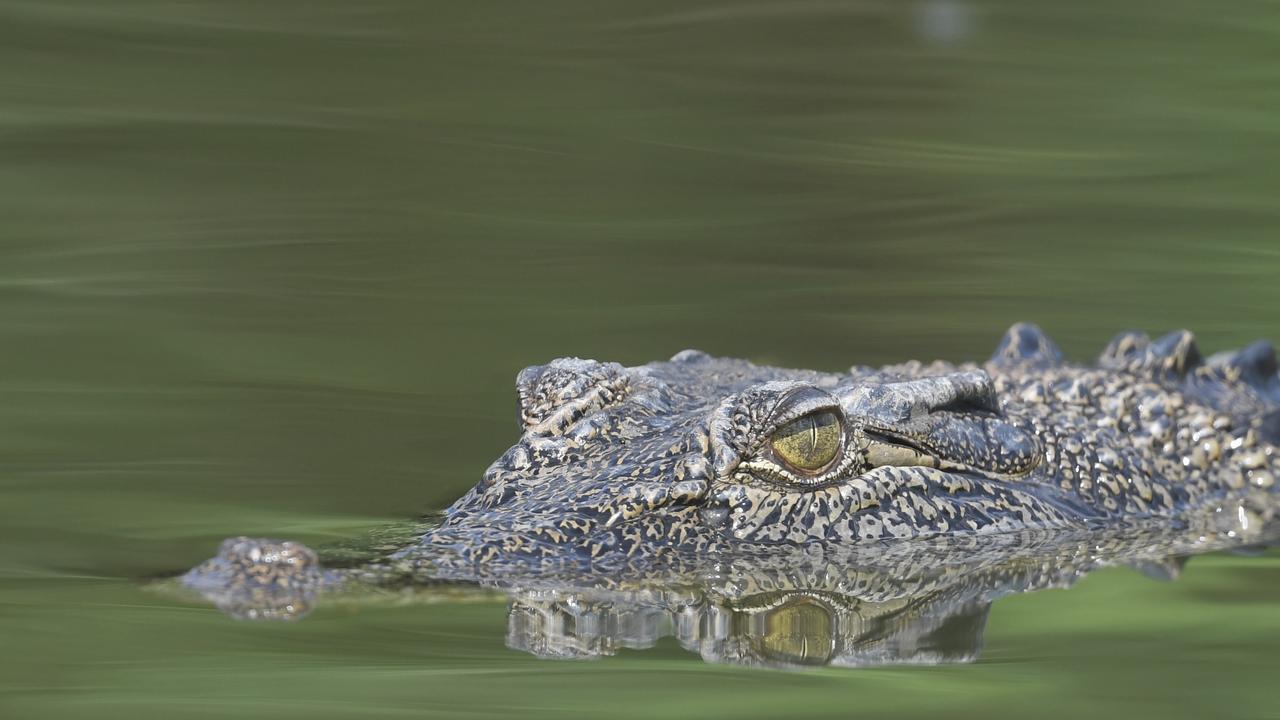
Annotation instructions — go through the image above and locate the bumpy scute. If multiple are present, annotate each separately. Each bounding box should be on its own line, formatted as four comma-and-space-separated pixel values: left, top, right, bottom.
989, 322, 1064, 370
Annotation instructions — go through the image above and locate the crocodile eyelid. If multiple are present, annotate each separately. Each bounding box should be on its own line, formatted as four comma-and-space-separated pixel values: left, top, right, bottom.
758, 386, 845, 441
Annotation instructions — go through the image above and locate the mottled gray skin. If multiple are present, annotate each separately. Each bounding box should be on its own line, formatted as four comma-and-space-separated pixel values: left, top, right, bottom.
413, 322, 1280, 570
184, 323, 1280, 607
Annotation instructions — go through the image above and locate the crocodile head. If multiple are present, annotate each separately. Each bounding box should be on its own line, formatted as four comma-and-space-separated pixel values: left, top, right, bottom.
182, 322, 1280, 619
417, 350, 1070, 572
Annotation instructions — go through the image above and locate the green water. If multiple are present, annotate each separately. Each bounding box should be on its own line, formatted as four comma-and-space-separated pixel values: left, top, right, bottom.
4, 0, 1280, 716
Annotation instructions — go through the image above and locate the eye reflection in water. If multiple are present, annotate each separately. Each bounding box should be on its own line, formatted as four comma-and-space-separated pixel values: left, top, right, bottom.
501, 559, 998, 669
757, 596, 838, 667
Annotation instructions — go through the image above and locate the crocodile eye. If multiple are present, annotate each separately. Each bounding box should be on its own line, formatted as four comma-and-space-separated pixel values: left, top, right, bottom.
770, 411, 842, 473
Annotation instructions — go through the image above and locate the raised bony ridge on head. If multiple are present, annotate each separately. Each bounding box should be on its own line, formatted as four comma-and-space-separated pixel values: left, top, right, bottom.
1099, 329, 1201, 378
1096, 328, 1280, 441
988, 322, 1064, 370
840, 372, 1041, 480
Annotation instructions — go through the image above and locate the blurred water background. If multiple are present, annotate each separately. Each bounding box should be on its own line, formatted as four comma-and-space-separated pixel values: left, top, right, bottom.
3, 0, 1280, 717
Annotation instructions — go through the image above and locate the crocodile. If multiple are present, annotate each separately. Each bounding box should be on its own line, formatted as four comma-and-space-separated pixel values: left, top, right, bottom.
181, 323, 1280, 624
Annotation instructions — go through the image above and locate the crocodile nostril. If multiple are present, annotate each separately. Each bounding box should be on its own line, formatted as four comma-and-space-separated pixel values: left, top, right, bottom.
513, 358, 633, 436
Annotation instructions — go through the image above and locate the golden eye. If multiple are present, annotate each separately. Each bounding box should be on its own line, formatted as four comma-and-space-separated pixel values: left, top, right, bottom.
769, 411, 842, 472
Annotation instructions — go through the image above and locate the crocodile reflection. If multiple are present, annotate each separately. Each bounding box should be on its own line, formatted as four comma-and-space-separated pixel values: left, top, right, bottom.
506, 582, 997, 668
498, 530, 1209, 669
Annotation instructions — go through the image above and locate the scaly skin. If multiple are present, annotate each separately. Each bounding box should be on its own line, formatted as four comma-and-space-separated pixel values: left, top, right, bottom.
182, 323, 1280, 615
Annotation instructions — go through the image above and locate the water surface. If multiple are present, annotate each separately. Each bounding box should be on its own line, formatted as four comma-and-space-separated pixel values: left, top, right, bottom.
3, 1, 1280, 717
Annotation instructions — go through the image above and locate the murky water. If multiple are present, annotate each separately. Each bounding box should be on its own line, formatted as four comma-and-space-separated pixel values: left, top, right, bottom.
3, 0, 1280, 717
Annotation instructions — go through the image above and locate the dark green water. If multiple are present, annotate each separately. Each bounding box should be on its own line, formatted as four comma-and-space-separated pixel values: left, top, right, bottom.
3, 0, 1280, 717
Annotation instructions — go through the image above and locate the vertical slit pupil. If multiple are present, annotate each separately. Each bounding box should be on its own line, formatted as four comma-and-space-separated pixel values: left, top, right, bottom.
771, 411, 841, 471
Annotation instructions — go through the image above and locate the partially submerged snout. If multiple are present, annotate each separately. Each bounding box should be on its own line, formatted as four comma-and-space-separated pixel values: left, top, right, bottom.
181, 537, 323, 620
